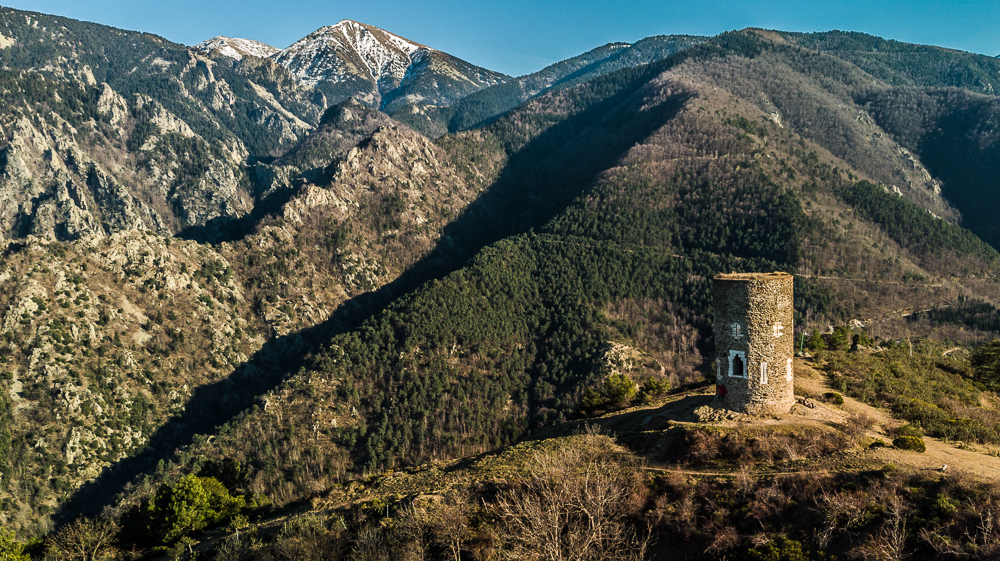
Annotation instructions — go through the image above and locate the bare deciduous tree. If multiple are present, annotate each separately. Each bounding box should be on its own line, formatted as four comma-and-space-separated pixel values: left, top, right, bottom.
395, 493, 470, 561
44, 516, 120, 561
816, 488, 875, 549
489, 426, 646, 561
856, 494, 909, 561
352, 524, 391, 561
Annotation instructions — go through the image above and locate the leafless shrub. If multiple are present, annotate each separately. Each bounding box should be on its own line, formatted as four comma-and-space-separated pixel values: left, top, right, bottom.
395, 492, 471, 561
677, 426, 849, 466
685, 430, 722, 463
854, 494, 909, 561
734, 463, 755, 497
815, 488, 878, 549
489, 431, 646, 561
748, 477, 790, 528
648, 473, 698, 541
704, 524, 740, 555
394, 503, 431, 561
843, 410, 878, 440
918, 526, 964, 558
270, 514, 341, 561
352, 524, 391, 561
782, 472, 829, 503
44, 516, 120, 561
958, 499, 1000, 560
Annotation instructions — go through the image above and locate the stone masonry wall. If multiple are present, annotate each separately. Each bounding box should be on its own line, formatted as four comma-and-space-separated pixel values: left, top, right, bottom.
713, 273, 794, 415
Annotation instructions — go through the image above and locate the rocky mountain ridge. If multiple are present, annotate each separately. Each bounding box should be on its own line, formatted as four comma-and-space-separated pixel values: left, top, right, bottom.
392, 34, 707, 136
271, 19, 508, 112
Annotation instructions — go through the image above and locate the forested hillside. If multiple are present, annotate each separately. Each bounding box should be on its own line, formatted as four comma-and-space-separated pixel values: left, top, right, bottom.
784, 30, 1000, 95
5, 15, 1000, 560
391, 35, 705, 137
860, 88, 1000, 250
94, 29, 1000, 528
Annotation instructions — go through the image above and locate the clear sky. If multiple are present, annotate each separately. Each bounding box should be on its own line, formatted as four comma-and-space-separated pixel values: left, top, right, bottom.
3, 0, 998, 77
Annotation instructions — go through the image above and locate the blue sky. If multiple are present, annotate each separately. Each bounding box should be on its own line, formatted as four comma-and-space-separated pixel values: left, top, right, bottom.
3, 0, 998, 76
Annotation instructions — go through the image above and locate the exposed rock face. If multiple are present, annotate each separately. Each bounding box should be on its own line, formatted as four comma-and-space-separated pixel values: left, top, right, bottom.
276, 99, 399, 176
96, 83, 129, 133
0, 76, 263, 240
0, 112, 165, 240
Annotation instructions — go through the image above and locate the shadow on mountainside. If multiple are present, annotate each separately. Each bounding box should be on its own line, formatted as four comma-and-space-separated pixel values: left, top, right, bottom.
56, 67, 692, 522
175, 181, 304, 244
436, 75, 693, 266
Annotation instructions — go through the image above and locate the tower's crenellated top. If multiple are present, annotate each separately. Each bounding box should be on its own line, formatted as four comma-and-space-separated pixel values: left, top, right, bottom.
714, 272, 792, 280
713, 272, 794, 416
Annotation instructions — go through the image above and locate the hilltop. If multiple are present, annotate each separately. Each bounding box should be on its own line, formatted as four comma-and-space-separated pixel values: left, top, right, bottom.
61, 349, 1000, 560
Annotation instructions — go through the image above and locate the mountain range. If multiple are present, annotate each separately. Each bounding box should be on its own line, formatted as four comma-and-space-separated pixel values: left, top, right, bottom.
4, 6, 1000, 559
197, 20, 508, 114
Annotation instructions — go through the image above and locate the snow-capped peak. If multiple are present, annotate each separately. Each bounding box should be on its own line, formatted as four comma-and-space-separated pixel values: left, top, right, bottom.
194, 36, 279, 61
274, 20, 432, 87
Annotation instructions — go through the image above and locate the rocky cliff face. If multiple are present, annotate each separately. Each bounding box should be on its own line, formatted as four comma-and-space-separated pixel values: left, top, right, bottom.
0, 7, 328, 242
0, 105, 166, 241
0, 76, 255, 240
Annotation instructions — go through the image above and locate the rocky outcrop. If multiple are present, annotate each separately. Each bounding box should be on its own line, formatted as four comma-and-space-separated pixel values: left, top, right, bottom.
0, 78, 262, 239
0, 113, 163, 240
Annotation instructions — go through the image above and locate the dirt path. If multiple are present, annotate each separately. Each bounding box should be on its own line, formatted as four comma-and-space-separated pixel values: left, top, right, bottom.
795, 359, 1000, 480
575, 358, 1000, 482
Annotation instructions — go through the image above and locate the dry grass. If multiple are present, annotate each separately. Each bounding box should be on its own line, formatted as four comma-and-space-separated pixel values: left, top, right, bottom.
668, 425, 851, 465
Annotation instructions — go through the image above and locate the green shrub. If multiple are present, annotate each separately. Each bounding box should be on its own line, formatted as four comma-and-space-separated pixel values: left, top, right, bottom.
805, 329, 826, 351
580, 373, 638, 414
147, 474, 245, 543
0, 528, 29, 561
745, 536, 812, 561
893, 424, 923, 438
830, 326, 851, 350
971, 339, 1000, 391
893, 436, 927, 452
604, 374, 637, 404
823, 392, 844, 405
640, 377, 669, 397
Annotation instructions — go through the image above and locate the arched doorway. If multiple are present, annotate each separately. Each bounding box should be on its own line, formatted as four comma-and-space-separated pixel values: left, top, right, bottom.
732, 354, 744, 378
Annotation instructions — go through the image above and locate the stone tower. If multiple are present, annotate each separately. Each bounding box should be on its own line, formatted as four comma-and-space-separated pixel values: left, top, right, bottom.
713, 272, 794, 415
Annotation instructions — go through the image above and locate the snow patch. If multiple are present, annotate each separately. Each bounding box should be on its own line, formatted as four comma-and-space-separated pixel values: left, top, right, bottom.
274, 19, 431, 86
194, 36, 280, 61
